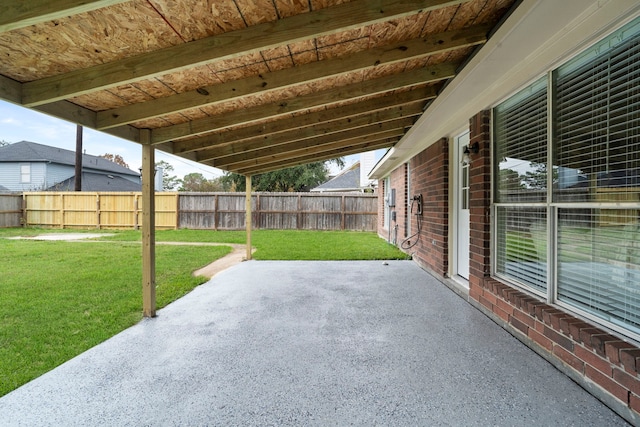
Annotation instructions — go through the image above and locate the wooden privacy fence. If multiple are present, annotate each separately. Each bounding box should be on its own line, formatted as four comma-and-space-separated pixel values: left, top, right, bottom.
0, 194, 22, 228
13, 192, 377, 231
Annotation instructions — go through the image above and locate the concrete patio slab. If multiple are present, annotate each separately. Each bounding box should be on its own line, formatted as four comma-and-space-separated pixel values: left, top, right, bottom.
0, 261, 629, 426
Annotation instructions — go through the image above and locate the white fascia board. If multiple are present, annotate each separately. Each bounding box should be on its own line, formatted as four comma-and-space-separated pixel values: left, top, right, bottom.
370, 0, 640, 180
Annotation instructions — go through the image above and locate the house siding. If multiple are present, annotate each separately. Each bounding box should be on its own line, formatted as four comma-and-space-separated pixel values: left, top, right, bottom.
0, 162, 49, 192
46, 163, 74, 189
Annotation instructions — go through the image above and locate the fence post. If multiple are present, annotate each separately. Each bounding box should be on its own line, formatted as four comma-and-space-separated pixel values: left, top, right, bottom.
214, 194, 218, 230
22, 193, 27, 227
59, 193, 65, 229
96, 193, 101, 229
297, 194, 302, 229
245, 176, 252, 261
341, 195, 346, 230
175, 193, 179, 230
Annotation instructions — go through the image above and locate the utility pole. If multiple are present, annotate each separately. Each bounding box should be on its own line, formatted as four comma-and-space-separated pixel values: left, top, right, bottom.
74, 125, 83, 191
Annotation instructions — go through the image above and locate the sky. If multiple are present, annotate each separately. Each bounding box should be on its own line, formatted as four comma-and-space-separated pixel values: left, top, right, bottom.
0, 100, 367, 181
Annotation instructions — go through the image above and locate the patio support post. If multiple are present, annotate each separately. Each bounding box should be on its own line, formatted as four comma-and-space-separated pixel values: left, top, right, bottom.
245, 174, 252, 261
141, 130, 156, 317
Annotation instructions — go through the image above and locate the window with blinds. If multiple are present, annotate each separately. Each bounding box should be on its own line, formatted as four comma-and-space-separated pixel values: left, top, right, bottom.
495, 77, 548, 203
554, 19, 640, 203
557, 209, 640, 335
493, 16, 640, 338
495, 206, 547, 292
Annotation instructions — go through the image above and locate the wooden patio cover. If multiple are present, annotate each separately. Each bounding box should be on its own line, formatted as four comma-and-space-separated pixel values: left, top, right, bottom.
0, 0, 516, 315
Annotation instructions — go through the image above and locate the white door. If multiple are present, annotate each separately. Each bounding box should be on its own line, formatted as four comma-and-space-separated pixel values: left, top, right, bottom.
456, 132, 470, 280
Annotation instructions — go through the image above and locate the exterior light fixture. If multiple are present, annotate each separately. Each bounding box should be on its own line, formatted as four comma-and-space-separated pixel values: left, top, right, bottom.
461, 142, 480, 165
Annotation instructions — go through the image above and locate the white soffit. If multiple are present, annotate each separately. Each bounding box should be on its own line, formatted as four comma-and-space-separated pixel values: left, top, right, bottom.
370, 0, 640, 179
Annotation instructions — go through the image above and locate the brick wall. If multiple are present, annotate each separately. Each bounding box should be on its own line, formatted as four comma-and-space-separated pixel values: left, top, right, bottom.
407, 138, 449, 276
467, 110, 640, 424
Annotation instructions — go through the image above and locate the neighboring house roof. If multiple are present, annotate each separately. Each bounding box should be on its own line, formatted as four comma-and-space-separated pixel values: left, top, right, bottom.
312, 162, 361, 192
0, 141, 139, 178
0, 184, 10, 192
50, 172, 141, 192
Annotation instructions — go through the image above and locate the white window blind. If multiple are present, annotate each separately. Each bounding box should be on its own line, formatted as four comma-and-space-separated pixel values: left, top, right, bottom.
554, 19, 640, 202
557, 209, 640, 334
495, 77, 548, 203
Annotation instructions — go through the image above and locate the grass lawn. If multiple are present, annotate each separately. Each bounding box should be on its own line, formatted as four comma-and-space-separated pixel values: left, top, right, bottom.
0, 228, 407, 396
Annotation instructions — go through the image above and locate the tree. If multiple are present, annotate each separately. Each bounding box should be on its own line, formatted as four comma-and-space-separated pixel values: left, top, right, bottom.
155, 160, 181, 190
498, 168, 524, 192
99, 153, 129, 168
522, 161, 558, 190
179, 173, 225, 192
0, 140, 10, 147
221, 159, 344, 192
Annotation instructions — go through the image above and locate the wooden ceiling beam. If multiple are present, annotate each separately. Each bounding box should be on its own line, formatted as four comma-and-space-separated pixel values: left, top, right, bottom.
96, 25, 488, 129
213, 124, 408, 170
151, 63, 456, 144
0, 0, 129, 33
229, 138, 397, 175
21, 0, 467, 106
196, 111, 419, 162
171, 89, 433, 154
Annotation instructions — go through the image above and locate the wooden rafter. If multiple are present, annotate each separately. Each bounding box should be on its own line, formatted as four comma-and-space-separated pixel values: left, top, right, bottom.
0, 0, 129, 33
208, 118, 414, 168
151, 63, 456, 144
171, 89, 434, 155
195, 109, 421, 162
231, 138, 398, 175
95, 25, 488, 130
20, 0, 468, 106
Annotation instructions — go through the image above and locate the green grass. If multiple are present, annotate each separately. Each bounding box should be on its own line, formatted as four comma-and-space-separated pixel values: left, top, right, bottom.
98, 228, 408, 260
0, 238, 230, 397
0, 227, 406, 396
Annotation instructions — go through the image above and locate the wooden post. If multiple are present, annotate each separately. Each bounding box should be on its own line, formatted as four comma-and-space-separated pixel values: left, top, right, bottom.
245, 175, 252, 261
141, 131, 156, 318
74, 125, 83, 191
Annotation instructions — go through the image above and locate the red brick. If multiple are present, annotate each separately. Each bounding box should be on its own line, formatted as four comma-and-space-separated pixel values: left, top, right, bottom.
478, 295, 493, 311
592, 334, 622, 358
605, 341, 636, 365
481, 290, 497, 306
568, 321, 598, 343
494, 305, 510, 322
548, 311, 573, 332
613, 368, 640, 396
510, 315, 529, 336
630, 393, 640, 415
558, 316, 582, 336
512, 309, 535, 329
585, 365, 629, 403
529, 327, 553, 352
574, 345, 613, 377
542, 308, 565, 327
534, 303, 554, 322
496, 298, 514, 316
469, 286, 482, 302
553, 345, 584, 373
544, 326, 574, 351
524, 300, 545, 318
580, 328, 606, 350
620, 349, 640, 375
